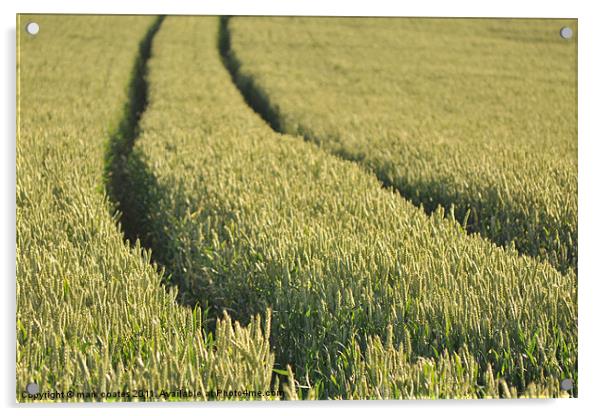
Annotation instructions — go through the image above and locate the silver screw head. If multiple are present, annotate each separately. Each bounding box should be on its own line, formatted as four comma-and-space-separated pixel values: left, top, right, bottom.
25, 22, 40, 35
560, 27, 573, 39
560, 378, 573, 391
25, 382, 40, 395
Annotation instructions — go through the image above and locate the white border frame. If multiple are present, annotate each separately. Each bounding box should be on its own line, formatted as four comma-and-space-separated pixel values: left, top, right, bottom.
3, 1, 600, 415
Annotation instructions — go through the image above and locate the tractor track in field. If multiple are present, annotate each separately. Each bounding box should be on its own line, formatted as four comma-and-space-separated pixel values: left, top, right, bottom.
217, 16, 573, 275
104, 15, 216, 309
105, 15, 163, 242
103, 16, 195, 300
217, 16, 465, 226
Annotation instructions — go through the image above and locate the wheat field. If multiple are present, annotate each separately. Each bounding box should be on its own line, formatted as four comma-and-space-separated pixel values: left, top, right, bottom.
17, 15, 577, 401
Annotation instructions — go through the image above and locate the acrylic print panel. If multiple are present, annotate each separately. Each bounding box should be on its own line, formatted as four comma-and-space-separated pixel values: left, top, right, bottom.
16, 14, 577, 402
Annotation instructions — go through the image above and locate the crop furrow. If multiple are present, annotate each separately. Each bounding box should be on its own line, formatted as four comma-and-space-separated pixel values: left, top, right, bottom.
221, 16, 577, 275
105, 15, 164, 249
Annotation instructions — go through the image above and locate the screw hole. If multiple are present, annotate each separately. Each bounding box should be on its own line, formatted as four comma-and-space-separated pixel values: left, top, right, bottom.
25, 22, 40, 36
25, 382, 40, 395
560, 378, 573, 391
559, 27, 573, 40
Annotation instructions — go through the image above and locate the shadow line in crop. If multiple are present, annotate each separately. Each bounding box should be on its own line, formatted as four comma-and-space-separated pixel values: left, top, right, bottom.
104, 15, 164, 242
103, 16, 240, 320
102, 16, 202, 307
218, 16, 284, 133
217, 17, 575, 275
